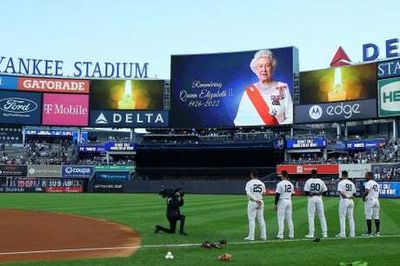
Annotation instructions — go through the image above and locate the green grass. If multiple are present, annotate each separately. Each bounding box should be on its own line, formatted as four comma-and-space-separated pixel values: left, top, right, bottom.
0, 193, 399, 265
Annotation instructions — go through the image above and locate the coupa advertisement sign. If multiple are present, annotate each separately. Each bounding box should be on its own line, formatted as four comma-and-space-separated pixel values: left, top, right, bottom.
42, 93, 89, 126
378, 77, 400, 117
0, 90, 42, 125
294, 99, 377, 123
62, 165, 94, 178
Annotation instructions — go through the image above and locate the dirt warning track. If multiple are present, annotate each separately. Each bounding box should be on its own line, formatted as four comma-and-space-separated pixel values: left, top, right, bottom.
0, 209, 140, 263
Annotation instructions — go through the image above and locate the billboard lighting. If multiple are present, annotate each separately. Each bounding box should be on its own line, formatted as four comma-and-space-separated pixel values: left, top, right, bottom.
329, 68, 346, 102
118, 80, 135, 109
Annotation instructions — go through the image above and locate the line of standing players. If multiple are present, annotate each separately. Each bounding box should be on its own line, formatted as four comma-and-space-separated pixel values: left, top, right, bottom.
244, 169, 381, 240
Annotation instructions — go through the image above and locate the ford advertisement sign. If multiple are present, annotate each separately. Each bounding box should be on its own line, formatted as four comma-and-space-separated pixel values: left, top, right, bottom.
62, 165, 94, 178
0, 91, 42, 125
294, 99, 377, 123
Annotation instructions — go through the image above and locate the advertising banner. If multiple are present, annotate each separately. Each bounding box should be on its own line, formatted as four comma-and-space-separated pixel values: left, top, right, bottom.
90, 110, 168, 128
0, 90, 42, 125
104, 142, 135, 151
377, 58, 400, 79
170, 47, 297, 128
372, 163, 400, 181
27, 165, 62, 178
78, 145, 106, 153
378, 77, 400, 117
0, 165, 27, 176
294, 99, 377, 123
62, 165, 94, 178
377, 182, 400, 198
0, 126, 22, 143
339, 164, 371, 179
93, 181, 124, 193
96, 172, 130, 180
90, 79, 163, 110
18, 77, 90, 93
0, 75, 18, 90
300, 63, 377, 104
94, 165, 135, 172
286, 137, 326, 149
276, 164, 339, 175
42, 93, 89, 126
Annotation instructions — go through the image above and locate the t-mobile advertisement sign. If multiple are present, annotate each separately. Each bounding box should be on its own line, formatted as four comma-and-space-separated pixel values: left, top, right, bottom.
42, 93, 89, 126
294, 99, 377, 123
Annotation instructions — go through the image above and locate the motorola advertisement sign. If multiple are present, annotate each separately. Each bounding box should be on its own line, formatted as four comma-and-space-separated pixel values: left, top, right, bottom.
294, 99, 377, 123
0, 90, 42, 125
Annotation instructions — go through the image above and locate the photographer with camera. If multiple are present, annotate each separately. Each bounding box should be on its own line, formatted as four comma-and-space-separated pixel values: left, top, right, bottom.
155, 188, 188, 235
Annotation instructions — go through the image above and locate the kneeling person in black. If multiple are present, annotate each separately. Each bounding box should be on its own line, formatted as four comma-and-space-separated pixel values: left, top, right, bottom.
155, 188, 187, 235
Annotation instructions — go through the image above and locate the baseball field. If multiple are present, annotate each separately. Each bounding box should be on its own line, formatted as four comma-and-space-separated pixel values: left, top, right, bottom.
0, 193, 399, 265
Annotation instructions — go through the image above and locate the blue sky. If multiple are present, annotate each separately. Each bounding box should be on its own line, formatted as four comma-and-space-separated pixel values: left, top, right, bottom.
0, 0, 399, 79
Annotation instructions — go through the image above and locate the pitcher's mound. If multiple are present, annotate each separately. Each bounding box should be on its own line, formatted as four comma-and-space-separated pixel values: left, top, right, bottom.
0, 209, 140, 263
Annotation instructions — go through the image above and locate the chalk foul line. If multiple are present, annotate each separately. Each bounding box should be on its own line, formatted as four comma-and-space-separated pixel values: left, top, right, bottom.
0, 234, 399, 256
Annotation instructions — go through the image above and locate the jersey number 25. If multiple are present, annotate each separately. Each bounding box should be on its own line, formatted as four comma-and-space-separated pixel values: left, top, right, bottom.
253, 184, 263, 193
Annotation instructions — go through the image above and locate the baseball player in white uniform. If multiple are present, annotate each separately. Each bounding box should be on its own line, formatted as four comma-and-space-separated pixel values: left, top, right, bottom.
363, 171, 380, 236
275, 170, 294, 239
336, 170, 356, 238
303, 169, 328, 238
244, 170, 267, 241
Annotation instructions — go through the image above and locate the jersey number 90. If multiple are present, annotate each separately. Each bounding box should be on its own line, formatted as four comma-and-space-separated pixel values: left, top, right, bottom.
310, 183, 321, 192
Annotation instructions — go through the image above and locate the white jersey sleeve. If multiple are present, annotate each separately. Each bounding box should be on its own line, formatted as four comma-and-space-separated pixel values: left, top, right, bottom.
276, 181, 284, 194
304, 179, 311, 192
320, 179, 328, 192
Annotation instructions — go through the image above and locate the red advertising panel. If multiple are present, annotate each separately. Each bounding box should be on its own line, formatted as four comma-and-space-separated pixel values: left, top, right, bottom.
18, 77, 90, 94
42, 93, 89, 126
276, 164, 339, 175
44, 187, 83, 193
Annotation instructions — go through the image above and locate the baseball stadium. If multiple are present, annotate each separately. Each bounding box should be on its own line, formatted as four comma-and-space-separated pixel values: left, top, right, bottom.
1, 1, 400, 266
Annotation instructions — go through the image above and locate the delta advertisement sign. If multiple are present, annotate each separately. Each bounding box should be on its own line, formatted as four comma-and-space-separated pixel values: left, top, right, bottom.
89, 79, 168, 128
42, 93, 89, 126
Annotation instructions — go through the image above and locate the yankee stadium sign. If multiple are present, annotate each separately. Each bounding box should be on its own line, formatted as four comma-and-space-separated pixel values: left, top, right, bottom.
0, 56, 149, 79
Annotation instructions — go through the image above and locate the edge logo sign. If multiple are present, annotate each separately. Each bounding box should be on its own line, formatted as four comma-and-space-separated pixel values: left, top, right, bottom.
295, 99, 377, 123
